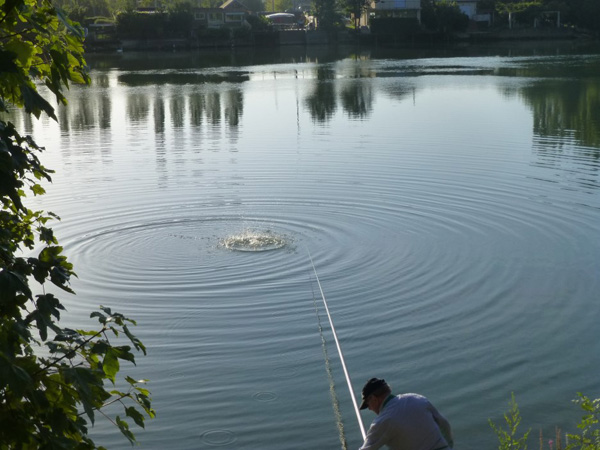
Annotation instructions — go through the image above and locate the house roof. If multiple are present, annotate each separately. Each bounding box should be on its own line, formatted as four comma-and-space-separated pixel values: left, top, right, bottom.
220, 0, 249, 11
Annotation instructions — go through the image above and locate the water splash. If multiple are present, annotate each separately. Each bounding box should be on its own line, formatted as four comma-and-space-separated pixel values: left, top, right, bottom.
221, 229, 287, 252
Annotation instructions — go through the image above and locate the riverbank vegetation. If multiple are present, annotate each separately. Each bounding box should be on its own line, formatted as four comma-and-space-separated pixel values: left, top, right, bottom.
490, 393, 600, 450
0, 0, 154, 447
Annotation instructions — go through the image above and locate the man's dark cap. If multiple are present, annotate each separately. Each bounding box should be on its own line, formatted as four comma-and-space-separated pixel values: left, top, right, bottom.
359, 378, 387, 410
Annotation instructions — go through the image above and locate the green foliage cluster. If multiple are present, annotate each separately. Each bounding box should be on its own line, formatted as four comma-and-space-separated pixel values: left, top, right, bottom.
265, 0, 292, 13
1, 0, 154, 447
489, 393, 531, 450
313, 0, 343, 31
421, 0, 469, 33
568, 0, 600, 34
490, 393, 600, 450
116, 9, 195, 39
53, 0, 137, 24
496, 1, 542, 15
480, 0, 600, 33
0, 0, 87, 119
245, 14, 270, 31
242, 0, 264, 13
568, 394, 600, 450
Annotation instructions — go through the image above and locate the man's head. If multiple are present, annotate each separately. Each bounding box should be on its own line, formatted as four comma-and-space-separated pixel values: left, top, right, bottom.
359, 378, 392, 413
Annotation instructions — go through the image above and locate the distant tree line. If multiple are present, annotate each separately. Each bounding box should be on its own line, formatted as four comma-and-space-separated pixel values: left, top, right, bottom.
477, 0, 600, 33
53, 0, 600, 39
419, 0, 600, 35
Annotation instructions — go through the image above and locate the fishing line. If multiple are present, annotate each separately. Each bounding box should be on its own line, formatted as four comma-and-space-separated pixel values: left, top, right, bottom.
309, 272, 348, 450
307, 248, 367, 441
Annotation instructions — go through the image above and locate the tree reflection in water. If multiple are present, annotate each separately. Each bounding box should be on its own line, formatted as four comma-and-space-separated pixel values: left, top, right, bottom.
305, 66, 337, 122
521, 78, 600, 150
6, 53, 600, 155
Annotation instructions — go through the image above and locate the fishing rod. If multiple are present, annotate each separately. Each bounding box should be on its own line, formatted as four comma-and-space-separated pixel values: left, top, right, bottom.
307, 248, 367, 441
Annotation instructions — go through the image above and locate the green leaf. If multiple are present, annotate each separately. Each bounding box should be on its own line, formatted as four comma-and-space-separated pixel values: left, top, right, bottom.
4, 39, 35, 67
62, 367, 102, 424
1, 0, 22, 15
7, 361, 34, 396
125, 406, 146, 428
91, 340, 110, 355
102, 348, 120, 383
0, 268, 32, 303
135, 392, 155, 418
116, 416, 136, 444
90, 310, 107, 324
123, 324, 146, 355
20, 84, 57, 120
135, 386, 150, 397
31, 183, 46, 195
114, 345, 136, 364
39, 226, 55, 243
0, 49, 20, 74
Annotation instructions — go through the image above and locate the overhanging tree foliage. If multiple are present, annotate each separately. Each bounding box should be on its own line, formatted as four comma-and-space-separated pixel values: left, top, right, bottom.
0, 0, 154, 447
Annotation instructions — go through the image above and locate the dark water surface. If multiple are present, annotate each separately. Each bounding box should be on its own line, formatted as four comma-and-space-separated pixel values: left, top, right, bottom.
13, 42, 600, 449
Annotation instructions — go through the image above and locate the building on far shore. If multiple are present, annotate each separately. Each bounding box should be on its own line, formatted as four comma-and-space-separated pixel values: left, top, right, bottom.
359, 0, 493, 31
193, 0, 251, 29
367, 0, 421, 25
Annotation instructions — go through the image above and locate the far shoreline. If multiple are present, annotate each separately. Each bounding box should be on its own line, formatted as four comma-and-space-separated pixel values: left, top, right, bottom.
84, 26, 597, 53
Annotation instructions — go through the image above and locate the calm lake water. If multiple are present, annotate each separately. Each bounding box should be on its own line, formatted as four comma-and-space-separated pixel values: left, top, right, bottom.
12, 41, 600, 449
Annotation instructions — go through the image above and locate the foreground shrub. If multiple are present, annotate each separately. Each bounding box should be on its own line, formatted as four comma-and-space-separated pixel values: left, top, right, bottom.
490, 393, 600, 450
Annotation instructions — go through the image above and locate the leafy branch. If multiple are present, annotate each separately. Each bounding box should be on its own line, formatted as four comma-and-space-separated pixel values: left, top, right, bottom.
1, 0, 153, 447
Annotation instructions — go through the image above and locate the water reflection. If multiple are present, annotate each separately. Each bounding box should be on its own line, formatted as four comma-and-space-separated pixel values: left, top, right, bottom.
205, 92, 222, 124
154, 97, 165, 134
170, 95, 186, 129
95, 73, 110, 89
521, 79, 600, 149
117, 84, 243, 131
118, 71, 250, 85
127, 92, 150, 124
305, 67, 336, 122
336, 61, 375, 119
189, 93, 205, 126
224, 89, 243, 128
5, 51, 600, 163
56, 91, 111, 132
340, 80, 373, 119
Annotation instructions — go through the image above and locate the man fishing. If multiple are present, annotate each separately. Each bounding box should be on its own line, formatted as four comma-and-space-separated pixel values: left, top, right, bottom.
358, 378, 454, 450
